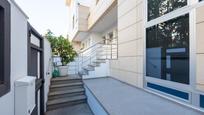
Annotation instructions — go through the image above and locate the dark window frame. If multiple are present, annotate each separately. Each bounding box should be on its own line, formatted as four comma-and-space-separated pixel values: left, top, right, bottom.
0, 0, 11, 97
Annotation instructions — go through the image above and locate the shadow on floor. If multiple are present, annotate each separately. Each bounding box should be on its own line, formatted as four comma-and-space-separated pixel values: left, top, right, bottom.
46, 104, 94, 115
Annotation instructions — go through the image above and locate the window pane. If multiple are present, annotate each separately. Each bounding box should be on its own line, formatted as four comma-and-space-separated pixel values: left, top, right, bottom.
148, 0, 187, 21
146, 14, 189, 84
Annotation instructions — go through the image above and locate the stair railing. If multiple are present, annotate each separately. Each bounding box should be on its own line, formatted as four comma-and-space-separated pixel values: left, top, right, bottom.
76, 36, 118, 73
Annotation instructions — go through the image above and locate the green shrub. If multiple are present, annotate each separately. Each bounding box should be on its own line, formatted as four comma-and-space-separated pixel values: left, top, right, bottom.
45, 30, 77, 66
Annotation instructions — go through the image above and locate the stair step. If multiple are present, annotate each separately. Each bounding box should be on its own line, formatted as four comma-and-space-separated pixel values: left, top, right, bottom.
49, 88, 85, 96
47, 95, 86, 105
88, 64, 100, 67
83, 67, 94, 71
50, 82, 83, 88
51, 76, 81, 82
47, 95, 87, 111
48, 92, 85, 101
50, 85, 83, 92
47, 100, 86, 111
51, 79, 82, 85
93, 60, 106, 63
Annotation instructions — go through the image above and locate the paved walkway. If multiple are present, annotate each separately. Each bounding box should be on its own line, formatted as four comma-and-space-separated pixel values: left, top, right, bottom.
46, 104, 93, 115
84, 77, 204, 115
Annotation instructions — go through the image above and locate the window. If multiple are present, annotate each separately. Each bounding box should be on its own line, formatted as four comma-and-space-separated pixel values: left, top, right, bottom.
146, 14, 189, 84
148, 0, 187, 21
0, 0, 10, 97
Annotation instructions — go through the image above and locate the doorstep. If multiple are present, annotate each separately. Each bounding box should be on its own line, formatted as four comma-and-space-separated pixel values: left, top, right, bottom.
84, 77, 204, 115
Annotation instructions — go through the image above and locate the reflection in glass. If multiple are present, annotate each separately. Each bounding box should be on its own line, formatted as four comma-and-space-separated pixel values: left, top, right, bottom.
146, 14, 189, 84
148, 0, 187, 21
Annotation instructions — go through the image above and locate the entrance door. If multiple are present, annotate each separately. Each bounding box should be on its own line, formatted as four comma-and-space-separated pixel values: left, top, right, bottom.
28, 25, 44, 115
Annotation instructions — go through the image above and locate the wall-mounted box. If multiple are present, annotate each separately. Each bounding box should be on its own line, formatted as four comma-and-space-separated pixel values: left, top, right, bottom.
15, 76, 36, 115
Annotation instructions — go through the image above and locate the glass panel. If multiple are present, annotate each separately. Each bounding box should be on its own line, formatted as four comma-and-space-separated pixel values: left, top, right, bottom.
146, 14, 189, 84
148, 0, 187, 21
31, 34, 40, 47
0, 7, 4, 84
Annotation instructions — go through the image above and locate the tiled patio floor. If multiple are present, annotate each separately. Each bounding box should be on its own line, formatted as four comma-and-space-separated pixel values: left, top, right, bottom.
84, 77, 204, 115
46, 104, 93, 115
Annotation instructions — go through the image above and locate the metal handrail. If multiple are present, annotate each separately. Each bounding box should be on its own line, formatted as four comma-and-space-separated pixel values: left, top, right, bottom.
74, 36, 118, 73
78, 36, 118, 54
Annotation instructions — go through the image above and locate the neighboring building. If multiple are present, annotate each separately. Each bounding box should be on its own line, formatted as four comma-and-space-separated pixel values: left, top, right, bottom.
0, 0, 52, 115
66, 0, 204, 112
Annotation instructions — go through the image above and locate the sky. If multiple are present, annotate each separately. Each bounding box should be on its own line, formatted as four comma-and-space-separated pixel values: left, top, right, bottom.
15, 0, 69, 37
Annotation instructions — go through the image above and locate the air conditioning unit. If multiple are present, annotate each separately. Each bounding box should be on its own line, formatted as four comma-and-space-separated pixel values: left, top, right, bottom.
15, 76, 36, 115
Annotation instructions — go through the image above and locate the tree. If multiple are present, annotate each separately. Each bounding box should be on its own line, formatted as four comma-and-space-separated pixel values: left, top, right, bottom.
44, 30, 77, 65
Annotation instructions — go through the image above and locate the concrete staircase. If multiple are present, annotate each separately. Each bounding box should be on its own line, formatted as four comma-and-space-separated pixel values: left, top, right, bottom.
79, 59, 106, 77
47, 75, 87, 111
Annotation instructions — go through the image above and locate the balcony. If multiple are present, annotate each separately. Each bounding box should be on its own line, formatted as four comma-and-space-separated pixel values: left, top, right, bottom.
88, 0, 117, 30
70, 4, 89, 41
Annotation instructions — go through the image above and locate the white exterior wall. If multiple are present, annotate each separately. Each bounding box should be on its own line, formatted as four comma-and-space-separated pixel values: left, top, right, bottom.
0, 1, 28, 115
44, 38, 52, 111
110, 0, 144, 88
0, 1, 52, 114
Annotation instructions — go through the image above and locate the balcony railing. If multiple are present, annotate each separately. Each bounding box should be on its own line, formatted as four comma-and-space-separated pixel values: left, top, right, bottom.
68, 36, 118, 74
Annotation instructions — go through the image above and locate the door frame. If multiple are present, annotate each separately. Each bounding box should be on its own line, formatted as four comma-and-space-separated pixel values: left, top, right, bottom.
27, 23, 45, 115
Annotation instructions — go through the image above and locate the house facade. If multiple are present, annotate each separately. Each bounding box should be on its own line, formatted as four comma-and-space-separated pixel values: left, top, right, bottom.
66, 0, 204, 111
0, 0, 52, 115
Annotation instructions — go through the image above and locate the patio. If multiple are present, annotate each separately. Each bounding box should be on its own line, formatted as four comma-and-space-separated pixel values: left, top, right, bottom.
84, 77, 204, 115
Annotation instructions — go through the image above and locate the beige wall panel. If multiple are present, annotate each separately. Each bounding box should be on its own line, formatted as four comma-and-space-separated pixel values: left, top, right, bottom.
118, 0, 137, 18
136, 21, 144, 39
110, 60, 120, 68
196, 22, 204, 53
110, 57, 137, 72
196, 54, 204, 85
118, 23, 137, 44
196, 85, 204, 92
196, 5, 204, 23
137, 73, 144, 88
118, 7, 137, 31
118, 41, 137, 57
136, 56, 144, 74
111, 0, 144, 88
196, 5, 204, 92
111, 69, 139, 86
111, 68, 143, 87
136, 38, 144, 56
136, 2, 144, 22
110, 56, 143, 74
118, 38, 144, 57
